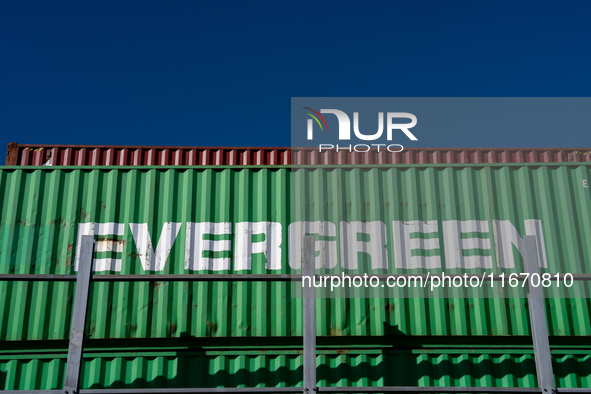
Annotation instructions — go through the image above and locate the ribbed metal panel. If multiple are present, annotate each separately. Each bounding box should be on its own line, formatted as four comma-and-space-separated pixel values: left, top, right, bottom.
0, 165, 590, 340
2, 349, 590, 390
6, 143, 591, 166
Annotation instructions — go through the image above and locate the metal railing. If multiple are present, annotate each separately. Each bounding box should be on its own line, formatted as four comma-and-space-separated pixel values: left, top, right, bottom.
1, 235, 590, 394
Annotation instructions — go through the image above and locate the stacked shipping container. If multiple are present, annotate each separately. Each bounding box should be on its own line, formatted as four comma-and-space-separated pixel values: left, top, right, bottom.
6, 143, 591, 166
1, 144, 590, 392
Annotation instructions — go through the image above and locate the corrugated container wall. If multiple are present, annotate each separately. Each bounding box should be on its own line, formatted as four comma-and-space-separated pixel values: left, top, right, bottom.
6, 143, 591, 166
2, 349, 591, 391
0, 164, 590, 341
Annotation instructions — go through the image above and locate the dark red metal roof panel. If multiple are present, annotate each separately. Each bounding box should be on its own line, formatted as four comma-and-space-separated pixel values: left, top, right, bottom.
6, 143, 591, 166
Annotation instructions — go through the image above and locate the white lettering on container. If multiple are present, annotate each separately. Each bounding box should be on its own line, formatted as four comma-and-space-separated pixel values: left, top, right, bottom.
75, 222, 125, 272
340, 221, 388, 270
288, 221, 337, 269
442, 220, 492, 269
493, 220, 548, 268
392, 221, 440, 269
235, 222, 282, 271
129, 222, 181, 271
184, 222, 231, 271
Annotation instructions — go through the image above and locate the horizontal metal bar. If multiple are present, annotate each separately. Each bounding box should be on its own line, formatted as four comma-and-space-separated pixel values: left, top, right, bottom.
81, 388, 303, 393
0, 274, 301, 282
90, 274, 301, 282
0, 274, 77, 281
316, 386, 543, 393
7, 387, 591, 394
0, 391, 66, 394
1, 273, 590, 283
0, 390, 301, 394
312, 274, 591, 281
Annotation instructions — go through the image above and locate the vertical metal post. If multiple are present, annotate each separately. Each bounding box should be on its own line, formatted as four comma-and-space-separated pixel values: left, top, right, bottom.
524, 235, 555, 393
64, 235, 94, 394
303, 235, 316, 393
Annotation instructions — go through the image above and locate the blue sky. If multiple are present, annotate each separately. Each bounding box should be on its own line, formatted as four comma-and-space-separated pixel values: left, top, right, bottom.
1, 1, 590, 164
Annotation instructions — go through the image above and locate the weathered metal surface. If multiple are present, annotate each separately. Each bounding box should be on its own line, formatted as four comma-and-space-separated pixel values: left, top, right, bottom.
303, 236, 317, 393
1, 349, 590, 391
5, 143, 18, 166
6, 143, 591, 166
7, 144, 292, 166
0, 165, 590, 340
525, 236, 555, 392
64, 235, 94, 393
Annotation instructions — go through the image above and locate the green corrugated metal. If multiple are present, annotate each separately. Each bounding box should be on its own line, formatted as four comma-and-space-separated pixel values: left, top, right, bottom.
1, 348, 590, 390
0, 165, 590, 340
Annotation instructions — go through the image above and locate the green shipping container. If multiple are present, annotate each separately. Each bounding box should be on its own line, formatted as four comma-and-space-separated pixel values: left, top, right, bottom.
0, 164, 590, 341
1, 347, 591, 390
